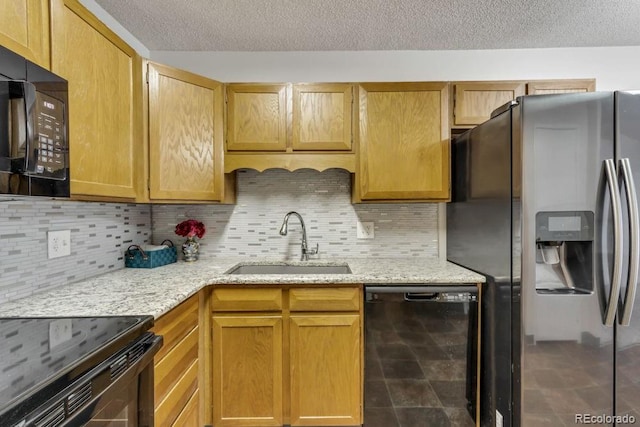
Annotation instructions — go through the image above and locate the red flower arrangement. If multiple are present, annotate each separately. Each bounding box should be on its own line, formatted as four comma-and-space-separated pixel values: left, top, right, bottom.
175, 219, 206, 239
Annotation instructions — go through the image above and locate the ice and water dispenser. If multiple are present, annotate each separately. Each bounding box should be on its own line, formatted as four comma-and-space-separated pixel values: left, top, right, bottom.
535, 210, 594, 294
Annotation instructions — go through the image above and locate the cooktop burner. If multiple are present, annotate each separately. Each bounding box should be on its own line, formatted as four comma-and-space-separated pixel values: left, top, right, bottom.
0, 316, 153, 418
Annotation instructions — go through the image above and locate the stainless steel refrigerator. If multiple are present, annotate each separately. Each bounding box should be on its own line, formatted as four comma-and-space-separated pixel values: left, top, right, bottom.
447, 91, 640, 426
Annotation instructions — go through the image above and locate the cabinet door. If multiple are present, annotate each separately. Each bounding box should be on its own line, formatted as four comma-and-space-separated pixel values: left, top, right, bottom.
289, 314, 361, 426
453, 82, 525, 126
213, 315, 283, 427
50, 0, 143, 200
357, 82, 449, 201
0, 0, 50, 68
226, 84, 287, 151
527, 79, 596, 95
148, 62, 224, 201
292, 84, 352, 151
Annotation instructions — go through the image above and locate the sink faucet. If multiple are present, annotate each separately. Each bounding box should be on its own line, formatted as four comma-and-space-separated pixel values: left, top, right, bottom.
279, 211, 318, 261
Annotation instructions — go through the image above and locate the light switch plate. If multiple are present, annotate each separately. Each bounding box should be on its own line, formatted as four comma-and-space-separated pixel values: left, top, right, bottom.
48, 230, 71, 259
356, 221, 375, 239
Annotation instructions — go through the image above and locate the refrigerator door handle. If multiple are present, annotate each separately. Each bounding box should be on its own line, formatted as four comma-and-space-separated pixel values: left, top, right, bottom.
619, 158, 639, 326
604, 158, 624, 326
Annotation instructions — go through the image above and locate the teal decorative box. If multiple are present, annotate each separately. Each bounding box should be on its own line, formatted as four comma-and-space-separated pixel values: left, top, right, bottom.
125, 240, 177, 268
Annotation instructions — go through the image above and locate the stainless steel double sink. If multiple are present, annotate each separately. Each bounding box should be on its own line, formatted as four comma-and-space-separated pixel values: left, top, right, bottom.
225, 263, 352, 275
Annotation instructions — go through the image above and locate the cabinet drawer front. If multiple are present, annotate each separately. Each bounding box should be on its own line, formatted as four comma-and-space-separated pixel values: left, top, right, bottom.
212, 288, 283, 311
290, 287, 360, 312
171, 389, 199, 427
152, 294, 198, 360
154, 326, 199, 406
155, 360, 199, 427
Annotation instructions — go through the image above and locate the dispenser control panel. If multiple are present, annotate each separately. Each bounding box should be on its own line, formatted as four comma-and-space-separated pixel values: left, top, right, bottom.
536, 211, 594, 242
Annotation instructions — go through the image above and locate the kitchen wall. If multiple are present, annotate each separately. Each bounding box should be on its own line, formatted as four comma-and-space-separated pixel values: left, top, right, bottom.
152, 169, 442, 261
83, 0, 640, 89
0, 199, 151, 305
151, 47, 640, 90
79, 0, 150, 57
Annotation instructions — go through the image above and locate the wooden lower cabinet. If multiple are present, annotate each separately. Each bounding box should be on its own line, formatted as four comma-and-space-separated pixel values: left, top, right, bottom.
289, 314, 361, 426
172, 390, 200, 426
211, 286, 363, 427
152, 293, 204, 427
212, 315, 284, 426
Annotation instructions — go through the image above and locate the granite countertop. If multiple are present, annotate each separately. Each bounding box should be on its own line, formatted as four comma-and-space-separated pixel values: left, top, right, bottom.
0, 258, 485, 319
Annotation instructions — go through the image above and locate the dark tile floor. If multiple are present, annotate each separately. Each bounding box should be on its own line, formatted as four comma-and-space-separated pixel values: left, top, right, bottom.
364, 294, 476, 427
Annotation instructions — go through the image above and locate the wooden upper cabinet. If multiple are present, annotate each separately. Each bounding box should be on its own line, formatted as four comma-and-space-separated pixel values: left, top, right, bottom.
224, 83, 356, 172
50, 0, 143, 200
356, 82, 450, 202
0, 0, 50, 68
527, 79, 596, 95
292, 84, 352, 151
226, 83, 354, 153
147, 62, 226, 202
453, 81, 525, 127
226, 84, 288, 151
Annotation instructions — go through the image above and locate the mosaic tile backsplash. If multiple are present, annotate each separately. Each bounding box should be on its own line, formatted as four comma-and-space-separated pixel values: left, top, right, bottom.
0, 200, 151, 305
0, 169, 441, 305
152, 169, 441, 261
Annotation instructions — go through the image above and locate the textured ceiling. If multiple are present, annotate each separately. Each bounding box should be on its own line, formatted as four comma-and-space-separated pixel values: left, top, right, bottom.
94, 0, 640, 51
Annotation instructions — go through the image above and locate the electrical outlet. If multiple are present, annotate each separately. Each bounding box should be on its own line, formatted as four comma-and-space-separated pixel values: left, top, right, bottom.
49, 319, 72, 350
48, 230, 71, 259
356, 221, 375, 239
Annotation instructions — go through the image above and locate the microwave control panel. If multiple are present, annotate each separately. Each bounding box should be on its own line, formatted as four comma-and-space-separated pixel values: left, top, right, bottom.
34, 92, 66, 179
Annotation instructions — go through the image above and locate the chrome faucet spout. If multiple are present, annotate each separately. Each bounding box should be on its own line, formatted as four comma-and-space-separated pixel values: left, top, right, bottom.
279, 211, 318, 261
279, 222, 288, 236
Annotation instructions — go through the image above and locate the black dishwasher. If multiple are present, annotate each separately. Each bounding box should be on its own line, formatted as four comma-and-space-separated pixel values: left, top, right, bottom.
364, 285, 479, 427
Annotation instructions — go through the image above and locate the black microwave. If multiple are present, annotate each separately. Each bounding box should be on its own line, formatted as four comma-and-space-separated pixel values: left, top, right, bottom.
0, 45, 69, 197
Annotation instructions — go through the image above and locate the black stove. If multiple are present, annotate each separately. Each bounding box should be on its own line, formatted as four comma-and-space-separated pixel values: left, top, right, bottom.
0, 316, 159, 426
